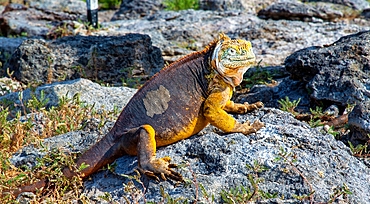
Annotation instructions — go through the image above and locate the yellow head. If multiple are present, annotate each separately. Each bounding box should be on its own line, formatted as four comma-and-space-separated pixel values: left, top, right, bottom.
211, 33, 256, 87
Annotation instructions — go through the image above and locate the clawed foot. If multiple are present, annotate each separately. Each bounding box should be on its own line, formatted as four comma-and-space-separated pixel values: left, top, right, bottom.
234, 119, 265, 135
244, 101, 264, 112
249, 120, 265, 133
139, 156, 183, 182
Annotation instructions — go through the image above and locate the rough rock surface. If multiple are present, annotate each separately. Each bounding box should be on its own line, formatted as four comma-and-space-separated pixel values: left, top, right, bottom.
0, 3, 84, 38
285, 30, 370, 106
0, 77, 24, 96
111, 0, 164, 21
257, 1, 343, 21
1, 1, 370, 67
28, 0, 87, 15
236, 70, 312, 113
12, 102, 370, 203
0, 78, 136, 116
285, 30, 370, 150
301, 0, 370, 10
348, 101, 370, 145
101, 10, 370, 66
111, 0, 275, 21
3, 34, 164, 86
0, 37, 25, 72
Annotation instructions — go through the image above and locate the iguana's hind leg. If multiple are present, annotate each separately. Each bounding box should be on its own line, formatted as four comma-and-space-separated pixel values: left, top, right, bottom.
135, 125, 183, 181
63, 124, 182, 181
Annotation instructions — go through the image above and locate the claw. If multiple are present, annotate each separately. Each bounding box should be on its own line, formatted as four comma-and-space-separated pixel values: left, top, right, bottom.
138, 167, 160, 182
138, 157, 184, 182
168, 170, 184, 181
160, 173, 167, 180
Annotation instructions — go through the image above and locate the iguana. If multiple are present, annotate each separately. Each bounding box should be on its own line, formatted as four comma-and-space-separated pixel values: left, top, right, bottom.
11, 33, 264, 196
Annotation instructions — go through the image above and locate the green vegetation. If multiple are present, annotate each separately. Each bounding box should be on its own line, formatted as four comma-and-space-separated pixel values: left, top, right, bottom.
163, 0, 199, 11
348, 138, 369, 157
278, 96, 301, 115
240, 60, 278, 91
99, 0, 121, 9
221, 161, 277, 203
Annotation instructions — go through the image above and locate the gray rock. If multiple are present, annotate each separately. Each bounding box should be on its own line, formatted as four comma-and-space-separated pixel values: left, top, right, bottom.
12, 108, 370, 203
0, 37, 25, 74
236, 71, 311, 113
3, 34, 164, 86
0, 78, 136, 117
99, 8, 370, 67
257, 1, 343, 22
362, 8, 370, 18
285, 30, 370, 106
285, 30, 370, 146
111, 0, 164, 21
199, 0, 251, 12
29, 0, 87, 15
0, 3, 83, 37
111, 0, 273, 21
11, 118, 114, 170
348, 101, 370, 145
1, 2, 369, 69
301, 0, 370, 10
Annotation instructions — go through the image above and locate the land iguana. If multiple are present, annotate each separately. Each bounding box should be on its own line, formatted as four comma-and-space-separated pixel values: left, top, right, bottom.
11, 33, 264, 196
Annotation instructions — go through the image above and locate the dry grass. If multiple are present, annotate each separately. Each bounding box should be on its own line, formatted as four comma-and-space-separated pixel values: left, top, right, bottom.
0, 90, 119, 202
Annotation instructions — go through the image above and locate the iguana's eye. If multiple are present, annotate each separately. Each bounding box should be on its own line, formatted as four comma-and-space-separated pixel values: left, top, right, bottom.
228, 48, 236, 55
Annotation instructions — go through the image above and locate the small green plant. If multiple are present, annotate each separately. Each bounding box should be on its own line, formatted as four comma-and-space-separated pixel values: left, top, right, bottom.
99, 192, 115, 202
46, 22, 74, 40
328, 183, 352, 203
326, 126, 340, 139
163, 0, 199, 11
120, 170, 148, 203
27, 90, 50, 112
242, 60, 274, 90
278, 96, 301, 115
348, 141, 369, 156
310, 106, 324, 118
308, 118, 322, 128
99, 0, 121, 9
221, 160, 277, 203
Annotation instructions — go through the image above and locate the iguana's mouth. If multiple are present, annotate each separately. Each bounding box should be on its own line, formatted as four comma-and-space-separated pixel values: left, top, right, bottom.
221, 57, 255, 69
226, 55, 255, 62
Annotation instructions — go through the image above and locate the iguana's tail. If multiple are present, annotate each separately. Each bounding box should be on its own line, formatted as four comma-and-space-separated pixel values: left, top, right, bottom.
7, 131, 127, 198
63, 131, 125, 179
5, 179, 48, 198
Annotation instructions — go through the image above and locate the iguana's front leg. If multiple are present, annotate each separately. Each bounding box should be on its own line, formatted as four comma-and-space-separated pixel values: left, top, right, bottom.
203, 85, 264, 135
224, 100, 264, 114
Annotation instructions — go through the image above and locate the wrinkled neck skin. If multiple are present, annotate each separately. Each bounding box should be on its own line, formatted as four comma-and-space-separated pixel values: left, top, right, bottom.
210, 58, 250, 89
215, 65, 249, 88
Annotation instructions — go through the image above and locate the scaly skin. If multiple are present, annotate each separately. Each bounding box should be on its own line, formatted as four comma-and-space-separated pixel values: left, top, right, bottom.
10, 33, 264, 196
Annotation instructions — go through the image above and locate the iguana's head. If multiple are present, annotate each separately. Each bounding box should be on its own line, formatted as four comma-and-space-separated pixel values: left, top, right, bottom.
211, 33, 256, 87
